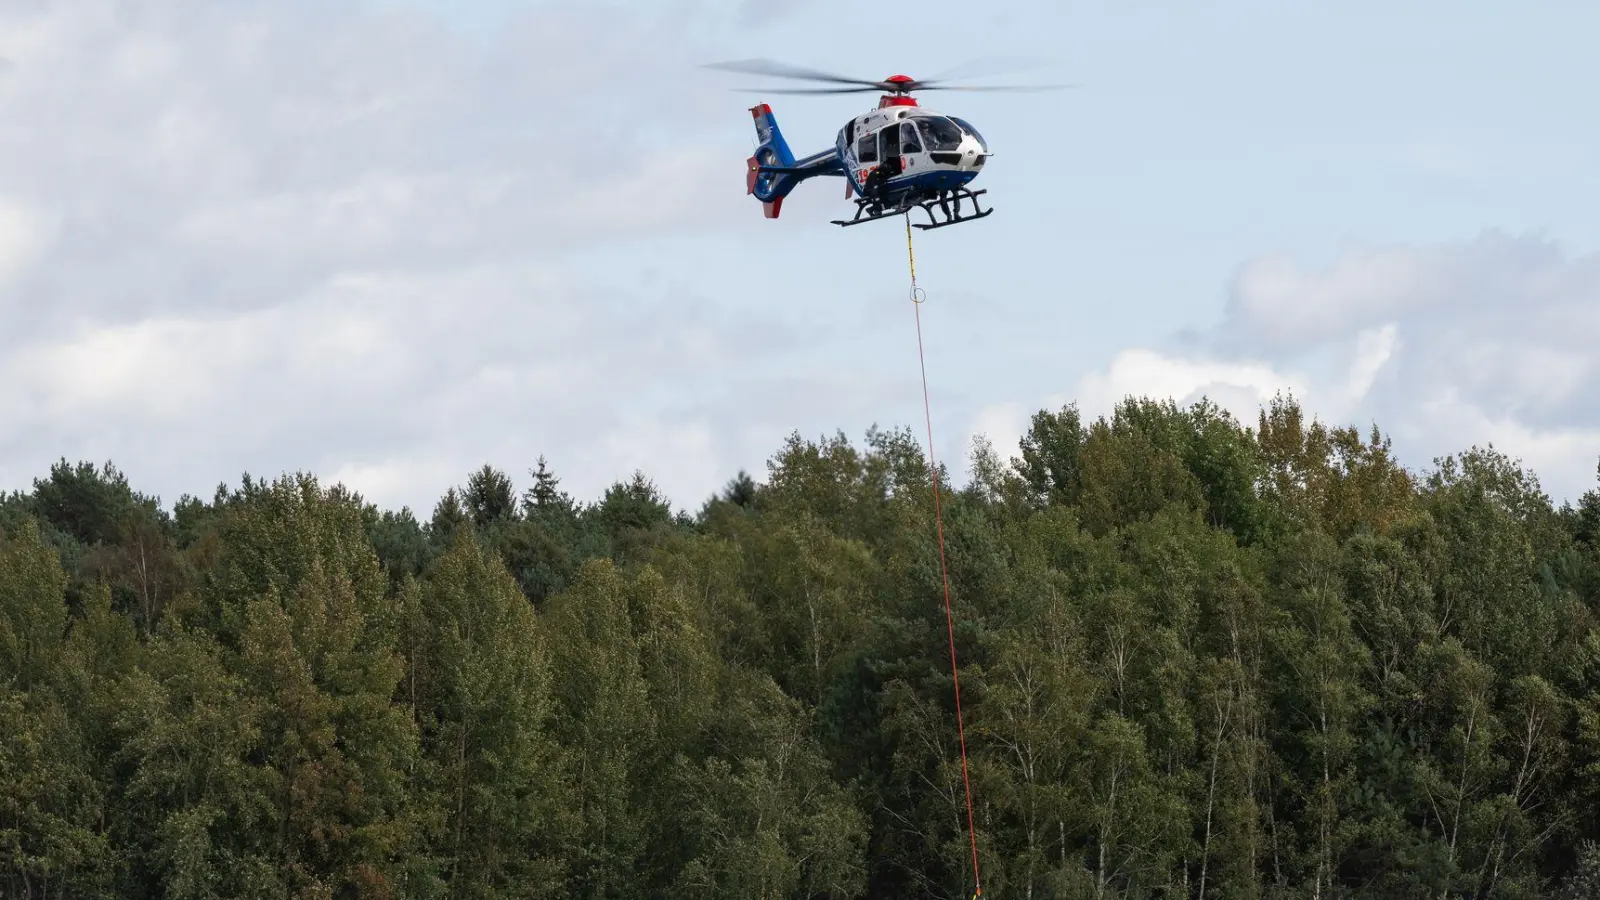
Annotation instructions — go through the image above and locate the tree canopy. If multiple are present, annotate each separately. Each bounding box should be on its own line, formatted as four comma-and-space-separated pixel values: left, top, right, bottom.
4, 392, 1600, 898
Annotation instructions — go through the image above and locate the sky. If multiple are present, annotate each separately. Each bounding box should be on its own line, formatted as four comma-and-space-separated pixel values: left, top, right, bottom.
2, 0, 1599, 517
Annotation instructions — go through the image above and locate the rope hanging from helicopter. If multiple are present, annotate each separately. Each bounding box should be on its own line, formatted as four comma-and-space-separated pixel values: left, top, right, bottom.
904, 214, 983, 900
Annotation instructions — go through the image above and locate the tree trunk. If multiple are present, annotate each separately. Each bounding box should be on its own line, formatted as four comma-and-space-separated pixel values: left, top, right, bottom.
1199, 690, 1233, 900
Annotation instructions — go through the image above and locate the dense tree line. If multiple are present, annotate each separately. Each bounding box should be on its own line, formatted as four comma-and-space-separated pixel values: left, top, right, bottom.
4, 393, 1600, 898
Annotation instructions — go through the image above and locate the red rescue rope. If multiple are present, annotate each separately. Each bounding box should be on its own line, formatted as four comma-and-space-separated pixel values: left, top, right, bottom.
905, 215, 983, 899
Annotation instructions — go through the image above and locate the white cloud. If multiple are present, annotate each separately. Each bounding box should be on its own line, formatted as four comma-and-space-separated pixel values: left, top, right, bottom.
0, 200, 56, 290
1340, 322, 1399, 405
1412, 391, 1600, 496
0, 0, 816, 513
982, 233, 1600, 504
1218, 233, 1591, 354
1074, 348, 1307, 425
16, 4, 1591, 519
966, 401, 1030, 469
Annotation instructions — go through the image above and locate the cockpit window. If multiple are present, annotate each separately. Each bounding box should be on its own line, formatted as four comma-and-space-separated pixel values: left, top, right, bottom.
950, 117, 987, 150
915, 116, 965, 151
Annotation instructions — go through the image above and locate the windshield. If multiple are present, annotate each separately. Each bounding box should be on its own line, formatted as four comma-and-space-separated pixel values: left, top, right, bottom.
950, 117, 987, 150
915, 116, 965, 151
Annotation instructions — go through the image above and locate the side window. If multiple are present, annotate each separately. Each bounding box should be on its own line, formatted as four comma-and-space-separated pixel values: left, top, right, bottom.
857, 131, 878, 163
879, 128, 897, 159
900, 122, 922, 154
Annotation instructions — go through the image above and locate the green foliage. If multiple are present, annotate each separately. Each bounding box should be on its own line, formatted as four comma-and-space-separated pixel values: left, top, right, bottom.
464, 465, 518, 528
368, 505, 431, 583
523, 456, 571, 517
1017, 403, 1085, 507
405, 532, 572, 896
32, 458, 162, 548
593, 471, 674, 553
2, 394, 1600, 898
0, 521, 70, 690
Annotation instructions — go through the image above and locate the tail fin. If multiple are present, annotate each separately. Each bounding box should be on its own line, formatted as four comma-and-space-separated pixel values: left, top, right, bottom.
746, 103, 798, 219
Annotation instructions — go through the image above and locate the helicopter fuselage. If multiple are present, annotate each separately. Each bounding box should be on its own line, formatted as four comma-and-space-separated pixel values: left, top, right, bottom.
834, 98, 989, 206
744, 92, 994, 227
724, 61, 1051, 225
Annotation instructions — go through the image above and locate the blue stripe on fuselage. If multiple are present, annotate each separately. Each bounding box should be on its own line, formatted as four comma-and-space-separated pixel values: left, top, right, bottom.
837, 153, 981, 199
883, 168, 979, 193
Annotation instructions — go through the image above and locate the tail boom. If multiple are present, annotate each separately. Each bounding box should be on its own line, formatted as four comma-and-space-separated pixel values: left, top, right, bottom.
745, 103, 840, 219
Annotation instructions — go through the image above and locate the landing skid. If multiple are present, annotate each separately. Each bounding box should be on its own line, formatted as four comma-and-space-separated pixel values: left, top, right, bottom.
829, 187, 993, 230
910, 188, 993, 231
829, 198, 906, 228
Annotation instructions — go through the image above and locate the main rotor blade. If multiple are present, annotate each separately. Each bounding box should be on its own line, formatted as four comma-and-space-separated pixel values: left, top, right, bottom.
915, 83, 1082, 92
732, 86, 885, 94
701, 58, 882, 87
923, 55, 1055, 83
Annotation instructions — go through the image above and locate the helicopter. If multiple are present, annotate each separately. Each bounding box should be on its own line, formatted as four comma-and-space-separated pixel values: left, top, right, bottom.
704, 59, 1070, 230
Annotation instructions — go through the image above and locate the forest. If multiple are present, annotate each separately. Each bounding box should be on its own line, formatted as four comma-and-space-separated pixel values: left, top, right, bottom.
5, 393, 1600, 899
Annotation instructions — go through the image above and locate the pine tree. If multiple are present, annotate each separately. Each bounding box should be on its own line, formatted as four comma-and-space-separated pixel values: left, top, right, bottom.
464, 464, 517, 528
524, 456, 569, 513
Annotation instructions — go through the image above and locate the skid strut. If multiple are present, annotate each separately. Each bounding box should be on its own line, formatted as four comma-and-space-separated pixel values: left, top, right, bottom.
911, 187, 992, 231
